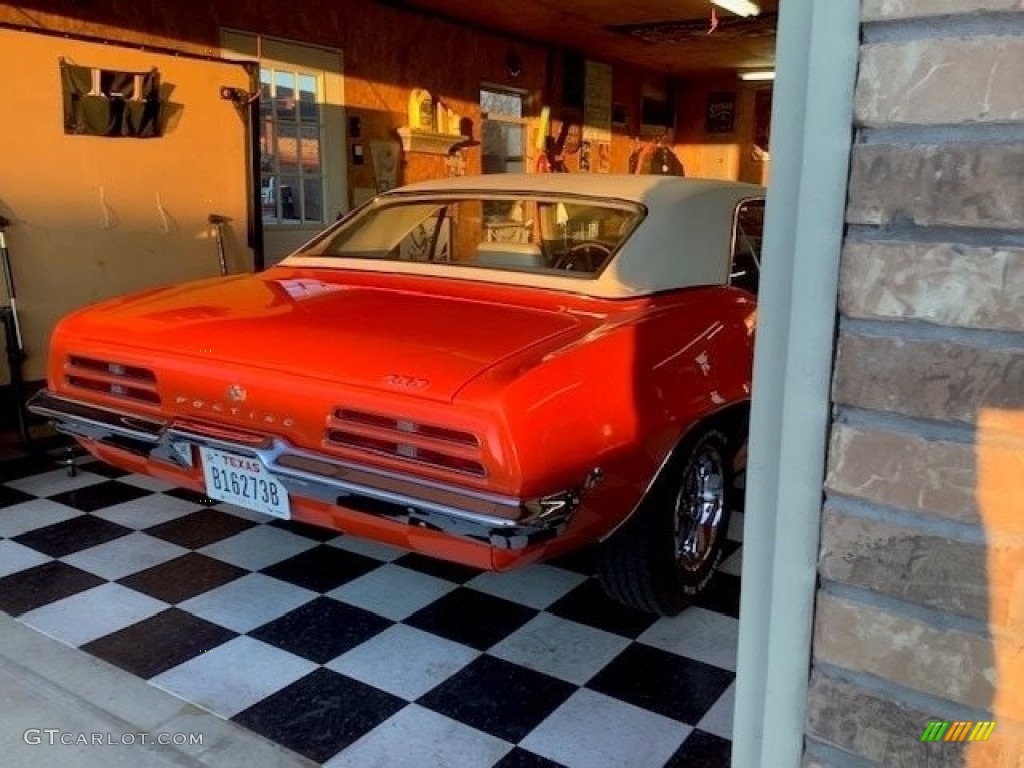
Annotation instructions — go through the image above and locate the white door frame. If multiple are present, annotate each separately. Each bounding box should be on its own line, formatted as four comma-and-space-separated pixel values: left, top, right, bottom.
731, 2, 861, 766
220, 30, 348, 266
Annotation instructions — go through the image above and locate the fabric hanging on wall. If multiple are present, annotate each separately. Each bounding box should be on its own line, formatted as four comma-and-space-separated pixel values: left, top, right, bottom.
61, 60, 163, 138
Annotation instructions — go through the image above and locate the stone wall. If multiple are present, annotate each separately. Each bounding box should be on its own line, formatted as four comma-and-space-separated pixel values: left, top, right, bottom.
806, 3, 1024, 766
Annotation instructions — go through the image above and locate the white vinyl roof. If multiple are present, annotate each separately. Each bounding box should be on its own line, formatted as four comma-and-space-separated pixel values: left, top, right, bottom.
283, 173, 765, 299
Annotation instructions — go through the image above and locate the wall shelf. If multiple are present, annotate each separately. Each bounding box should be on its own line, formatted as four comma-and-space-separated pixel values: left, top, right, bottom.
396, 126, 464, 155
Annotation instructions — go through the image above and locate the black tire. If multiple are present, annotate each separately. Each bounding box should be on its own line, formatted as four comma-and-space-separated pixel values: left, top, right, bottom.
597, 428, 733, 616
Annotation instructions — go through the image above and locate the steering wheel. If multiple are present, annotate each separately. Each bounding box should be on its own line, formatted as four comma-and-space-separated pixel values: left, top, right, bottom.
553, 241, 613, 272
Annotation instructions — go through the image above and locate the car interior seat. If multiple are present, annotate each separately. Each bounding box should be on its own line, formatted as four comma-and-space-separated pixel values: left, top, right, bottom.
473, 241, 546, 269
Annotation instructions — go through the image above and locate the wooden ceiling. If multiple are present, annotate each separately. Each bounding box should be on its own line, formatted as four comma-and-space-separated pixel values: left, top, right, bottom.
387, 0, 780, 75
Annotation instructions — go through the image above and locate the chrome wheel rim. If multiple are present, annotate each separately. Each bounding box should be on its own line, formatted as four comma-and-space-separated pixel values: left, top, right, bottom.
673, 445, 725, 572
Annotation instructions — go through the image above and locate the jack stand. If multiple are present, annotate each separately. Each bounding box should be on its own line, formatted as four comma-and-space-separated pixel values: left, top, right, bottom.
58, 442, 80, 477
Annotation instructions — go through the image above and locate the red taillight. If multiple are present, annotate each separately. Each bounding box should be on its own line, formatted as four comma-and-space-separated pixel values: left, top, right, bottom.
65, 356, 160, 405
334, 408, 478, 447
326, 408, 485, 477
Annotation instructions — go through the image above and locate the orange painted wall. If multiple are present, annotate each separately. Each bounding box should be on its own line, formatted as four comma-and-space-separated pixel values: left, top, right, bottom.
673, 76, 772, 185
339, 4, 548, 191
0, 1, 658, 193
0, 27, 253, 381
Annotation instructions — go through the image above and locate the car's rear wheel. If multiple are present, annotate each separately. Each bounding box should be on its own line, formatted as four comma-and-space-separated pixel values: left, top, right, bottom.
597, 428, 732, 616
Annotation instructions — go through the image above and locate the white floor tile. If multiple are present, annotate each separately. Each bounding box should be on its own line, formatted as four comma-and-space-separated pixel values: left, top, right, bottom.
727, 510, 745, 543
90, 493, 198, 529
489, 613, 630, 686
20, 583, 167, 647
327, 534, 406, 562
719, 546, 743, 577
6, 468, 108, 496
697, 681, 735, 740
327, 564, 456, 621
0, 499, 82, 538
324, 704, 510, 768
61, 532, 188, 580
0, 539, 54, 577
178, 573, 318, 633
638, 607, 739, 672
521, 689, 690, 768
326, 624, 478, 701
198, 525, 318, 571
150, 636, 317, 718
466, 565, 587, 610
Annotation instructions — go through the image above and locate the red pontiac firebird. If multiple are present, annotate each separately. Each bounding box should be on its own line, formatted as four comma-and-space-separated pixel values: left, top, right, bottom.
29, 173, 764, 616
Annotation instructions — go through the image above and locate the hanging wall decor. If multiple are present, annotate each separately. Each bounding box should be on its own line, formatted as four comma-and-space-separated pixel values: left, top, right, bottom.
60, 60, 165, 138
705, 91, 737, 134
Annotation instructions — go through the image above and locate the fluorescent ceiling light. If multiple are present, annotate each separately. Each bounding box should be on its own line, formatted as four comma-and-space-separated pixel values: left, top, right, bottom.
739, 70, 775, 81
712, 0, 761, 17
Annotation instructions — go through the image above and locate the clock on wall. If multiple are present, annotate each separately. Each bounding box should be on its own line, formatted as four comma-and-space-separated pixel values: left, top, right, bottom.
506, 49, 523, 78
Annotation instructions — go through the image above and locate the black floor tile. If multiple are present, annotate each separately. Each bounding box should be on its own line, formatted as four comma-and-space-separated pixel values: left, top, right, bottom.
47, 480, 151, 512
393, 552, 484, 584
720, 539, 742, 561
0, 454, 64, 483
250, 597, 391, 664
260, 545, 380, 593
118, 553, 246, 603
269, 518, 340, 541
493, 747, 568, 768
232, 668, 404, 764
694, 572, 742, 619
418, 655, 575, 743
546, 579, 658, 638
144, 509, 257, 550
75, 460, 131, 479
12, 515, 133, 558
0, 561, 105, 616
163, 487, 219, 506
81, 608, 237, 679
0, 484, 35, 509
666, 729, 732, 767
404, 587, 537, 650
586, 644, 735, 725
545, 545, 598, 577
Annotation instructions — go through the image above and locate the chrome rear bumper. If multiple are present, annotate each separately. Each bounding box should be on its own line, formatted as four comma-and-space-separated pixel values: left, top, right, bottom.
28, 390, 580, 549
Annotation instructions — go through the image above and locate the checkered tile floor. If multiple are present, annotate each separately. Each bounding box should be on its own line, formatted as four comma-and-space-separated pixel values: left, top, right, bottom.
0, 440, 742, 767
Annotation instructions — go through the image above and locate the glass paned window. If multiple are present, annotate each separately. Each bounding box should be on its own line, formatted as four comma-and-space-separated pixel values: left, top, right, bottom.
481, 87, 526, 175
480, 89, 523, 118
261, 66, 324, 225
299, 74, 319, 122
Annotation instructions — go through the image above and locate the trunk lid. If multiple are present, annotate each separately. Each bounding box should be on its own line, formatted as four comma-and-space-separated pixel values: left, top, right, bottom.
67, 271, 591, 402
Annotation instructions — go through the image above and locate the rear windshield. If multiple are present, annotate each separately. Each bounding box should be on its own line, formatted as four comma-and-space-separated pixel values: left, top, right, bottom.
297, 194, 644, 277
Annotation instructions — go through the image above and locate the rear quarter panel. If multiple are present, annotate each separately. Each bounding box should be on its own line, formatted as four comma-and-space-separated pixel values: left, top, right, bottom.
458, 286, 757, 549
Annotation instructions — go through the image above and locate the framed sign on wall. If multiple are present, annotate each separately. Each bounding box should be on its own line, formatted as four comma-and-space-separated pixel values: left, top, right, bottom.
705, 91, 736, 134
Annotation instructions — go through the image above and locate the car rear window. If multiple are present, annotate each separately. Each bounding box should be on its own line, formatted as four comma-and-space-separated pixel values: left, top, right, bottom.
297, 195, 644, 277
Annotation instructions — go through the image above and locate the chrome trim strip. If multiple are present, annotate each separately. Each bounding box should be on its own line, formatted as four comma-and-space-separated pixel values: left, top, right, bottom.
265, 450, 520, 530
28, 390, 578, 548
162, 425, 520, 514
28, 391, 165, 443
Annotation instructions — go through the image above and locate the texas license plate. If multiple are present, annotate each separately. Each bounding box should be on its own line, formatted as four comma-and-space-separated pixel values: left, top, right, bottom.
199, 446, 291, 520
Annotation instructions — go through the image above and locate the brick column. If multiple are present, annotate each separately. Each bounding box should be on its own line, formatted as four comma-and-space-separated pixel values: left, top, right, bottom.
805, 3, 1024, 765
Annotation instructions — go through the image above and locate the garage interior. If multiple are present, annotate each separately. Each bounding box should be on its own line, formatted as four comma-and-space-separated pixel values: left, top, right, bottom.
0, 2, 780, 766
